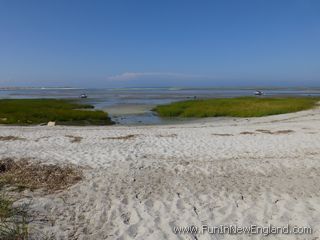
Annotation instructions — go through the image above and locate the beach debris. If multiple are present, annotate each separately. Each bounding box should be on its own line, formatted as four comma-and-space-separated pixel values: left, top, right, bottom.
0, 135, 26, 141
273, 130, 295, 134
47, 121, 56, 127
35, 136, 50, 142
256, 129, 272, 134
156, 133, 177, 138
181, 161, 190, 166
240, 131, 255, 135
65, 135, 83, 143
193, 206, 198, 216
121, 212, 131, 225
212, 133, 233, 136
256, 129, 294, 135
104, 134, 137, 140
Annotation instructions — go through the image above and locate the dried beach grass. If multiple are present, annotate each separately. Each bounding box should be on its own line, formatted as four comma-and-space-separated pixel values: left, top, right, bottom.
0, 158, 82, 192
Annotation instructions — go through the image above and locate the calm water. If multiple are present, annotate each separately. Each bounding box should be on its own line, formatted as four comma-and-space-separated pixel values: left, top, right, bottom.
1, 87, 320, 125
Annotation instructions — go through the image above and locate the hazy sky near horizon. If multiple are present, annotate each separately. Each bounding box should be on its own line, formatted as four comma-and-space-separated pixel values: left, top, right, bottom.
0, 0, 320, 87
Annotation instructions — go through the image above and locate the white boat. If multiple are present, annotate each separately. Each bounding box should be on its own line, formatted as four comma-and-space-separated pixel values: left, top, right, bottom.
254, 90, 264, 96
80, 93, 87, 98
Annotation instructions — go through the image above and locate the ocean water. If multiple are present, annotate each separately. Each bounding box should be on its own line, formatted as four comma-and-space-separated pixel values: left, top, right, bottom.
1, 87, 320, 125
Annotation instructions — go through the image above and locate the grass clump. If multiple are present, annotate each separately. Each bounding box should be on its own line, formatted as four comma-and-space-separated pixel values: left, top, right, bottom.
0, 195, 30, 240
0, 99, 113, 125
154, 97, 320, 118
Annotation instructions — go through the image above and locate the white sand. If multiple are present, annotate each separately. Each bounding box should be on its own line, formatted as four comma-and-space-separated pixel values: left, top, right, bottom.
1, 108, 320, 239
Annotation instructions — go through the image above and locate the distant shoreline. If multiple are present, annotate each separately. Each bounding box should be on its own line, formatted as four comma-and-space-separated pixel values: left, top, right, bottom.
0, 87, 84, 90
2, 86, 320, 91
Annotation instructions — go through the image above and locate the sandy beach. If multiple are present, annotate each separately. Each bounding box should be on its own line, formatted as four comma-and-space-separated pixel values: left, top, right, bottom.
1, 107, 320, 239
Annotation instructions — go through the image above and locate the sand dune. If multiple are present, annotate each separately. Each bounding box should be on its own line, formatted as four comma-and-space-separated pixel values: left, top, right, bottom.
1, 108, 320, 239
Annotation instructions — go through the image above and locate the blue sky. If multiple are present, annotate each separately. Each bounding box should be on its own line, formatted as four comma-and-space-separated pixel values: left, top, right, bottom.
0, 0, 319, 87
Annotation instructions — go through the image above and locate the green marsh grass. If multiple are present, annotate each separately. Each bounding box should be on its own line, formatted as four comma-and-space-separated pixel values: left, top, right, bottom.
154, 97, 320, 118
0, 99, 113, 125
0, 195, 29, 239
